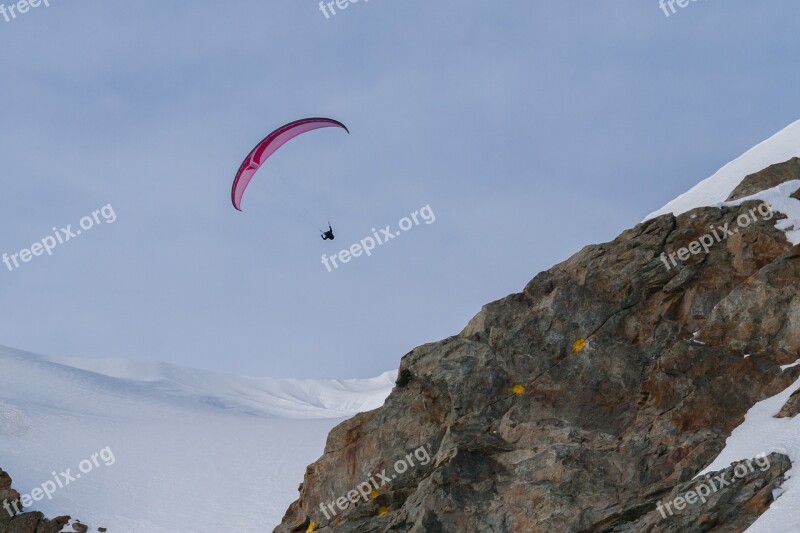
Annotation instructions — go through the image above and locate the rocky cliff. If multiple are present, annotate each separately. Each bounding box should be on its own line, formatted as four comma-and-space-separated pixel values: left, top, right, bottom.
0, 468, 71, 533
275, 158, 800, 532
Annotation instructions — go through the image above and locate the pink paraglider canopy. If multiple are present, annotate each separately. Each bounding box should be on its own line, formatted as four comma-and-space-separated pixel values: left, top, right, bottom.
231, 117, 349, 211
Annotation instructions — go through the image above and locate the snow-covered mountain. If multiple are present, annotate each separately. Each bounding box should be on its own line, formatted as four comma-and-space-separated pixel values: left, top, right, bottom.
272, 119, 800, 533
646, 118, 800, 245
5, 119, 800, 533
647, 118, 800, 533
0, 345, 395, 531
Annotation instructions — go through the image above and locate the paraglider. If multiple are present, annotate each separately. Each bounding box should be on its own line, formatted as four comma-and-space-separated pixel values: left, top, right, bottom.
230, 117, 349, 212
320, 224, 335, 241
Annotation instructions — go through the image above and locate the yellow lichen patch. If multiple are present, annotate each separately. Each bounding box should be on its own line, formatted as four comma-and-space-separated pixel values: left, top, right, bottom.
512, 384, 525, 395
572, 338, 587, 352
306, 522, 317, 532
377, 506, 390, 516
369, 489, 379, 500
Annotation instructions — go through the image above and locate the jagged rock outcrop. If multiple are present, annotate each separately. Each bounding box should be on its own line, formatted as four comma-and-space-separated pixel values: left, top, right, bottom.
276, 159, 800, 533
727, 157, 800, 201
0, 468, 70, 533
614, 453, 791, 533
777, 389, 800, 418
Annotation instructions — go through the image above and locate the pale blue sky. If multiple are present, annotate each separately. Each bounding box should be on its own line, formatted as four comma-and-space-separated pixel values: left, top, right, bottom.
1, 1, 799, 378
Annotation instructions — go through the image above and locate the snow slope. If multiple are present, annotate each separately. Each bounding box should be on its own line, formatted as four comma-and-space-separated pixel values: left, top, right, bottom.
646, 119, 800, 532
645, 118, 800, 221
0, 345, 395, 532
698, 376, 800, 533
645, 119, 800, 245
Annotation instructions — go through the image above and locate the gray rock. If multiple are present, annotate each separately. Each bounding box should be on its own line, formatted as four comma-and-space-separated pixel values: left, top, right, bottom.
0, 468, 71, 533
275, 158, 800, 533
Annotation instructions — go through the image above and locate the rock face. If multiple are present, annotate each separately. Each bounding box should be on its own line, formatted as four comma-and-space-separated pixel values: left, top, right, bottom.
615, 453, 792, 533
0, 468, 70, 533
276, 159, 800, 533
727, 157, 800, 201
777, 389, 800, 418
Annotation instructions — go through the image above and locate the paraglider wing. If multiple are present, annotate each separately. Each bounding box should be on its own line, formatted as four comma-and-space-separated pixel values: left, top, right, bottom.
231, 117, 349, 211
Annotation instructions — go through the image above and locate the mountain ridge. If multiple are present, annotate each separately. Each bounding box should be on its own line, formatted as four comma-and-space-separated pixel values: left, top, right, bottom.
274, 123, 800, 532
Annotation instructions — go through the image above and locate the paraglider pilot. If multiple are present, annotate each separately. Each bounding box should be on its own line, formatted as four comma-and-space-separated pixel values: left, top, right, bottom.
320, 224, 335, 240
